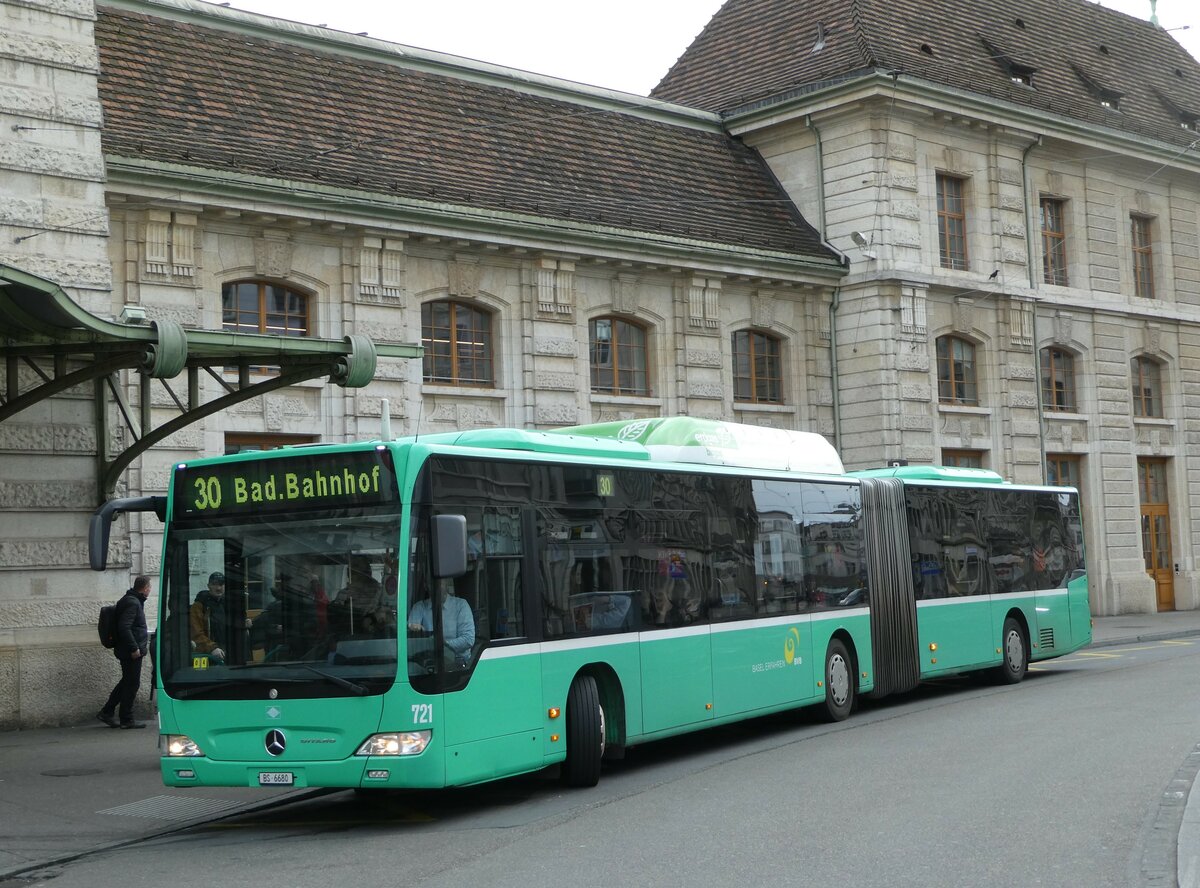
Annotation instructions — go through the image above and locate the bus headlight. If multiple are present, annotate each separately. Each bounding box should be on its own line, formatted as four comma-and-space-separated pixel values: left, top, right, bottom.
163, 734, 204, 757
355, 731, 431, 756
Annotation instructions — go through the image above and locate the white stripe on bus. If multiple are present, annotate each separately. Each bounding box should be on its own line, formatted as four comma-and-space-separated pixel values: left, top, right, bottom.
478, 609, 871, 658
915, 588, 1070, 608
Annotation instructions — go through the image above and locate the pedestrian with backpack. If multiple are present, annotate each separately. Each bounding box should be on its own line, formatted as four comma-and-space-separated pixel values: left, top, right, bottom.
97, 575, 151, 729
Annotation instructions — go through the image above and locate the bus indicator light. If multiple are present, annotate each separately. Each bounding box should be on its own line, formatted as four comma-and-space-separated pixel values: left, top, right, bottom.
551, 734, 560, 742
929, 643, 937, 651
705, 703, 712, 710
548, 708, 560, 719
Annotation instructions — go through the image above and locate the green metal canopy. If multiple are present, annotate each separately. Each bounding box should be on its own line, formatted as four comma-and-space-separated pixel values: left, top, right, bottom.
0, 263, 422, 499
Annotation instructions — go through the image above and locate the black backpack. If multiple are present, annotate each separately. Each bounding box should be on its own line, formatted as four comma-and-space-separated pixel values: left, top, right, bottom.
97, 600, 120, 649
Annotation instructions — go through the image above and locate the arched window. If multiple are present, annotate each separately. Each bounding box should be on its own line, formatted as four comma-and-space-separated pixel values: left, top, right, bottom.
936, 335, 978, 405
1040, 347, 1076, 412
1131, 356, 1163, 418
589, 317, 649, 396
222, 281, 310, 337
422, 300, 494, 386
732, 330, 783, 404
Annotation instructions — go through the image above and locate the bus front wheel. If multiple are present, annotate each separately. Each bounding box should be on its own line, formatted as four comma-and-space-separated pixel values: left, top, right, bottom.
997, 617, 1028, 684
821, 639, 855, 722
563, 675, 604, 787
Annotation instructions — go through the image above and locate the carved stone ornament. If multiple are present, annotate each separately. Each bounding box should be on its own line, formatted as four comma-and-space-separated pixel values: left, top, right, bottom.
751, 290, 775, 329
254, 238, 293, 278
1053, 311, 1073, 346
1144, 322, 1162, 356
953, 298, 974, 335
449, 257, 481, 299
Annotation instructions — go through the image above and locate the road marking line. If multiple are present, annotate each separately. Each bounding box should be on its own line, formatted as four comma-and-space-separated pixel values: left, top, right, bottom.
1075, 651, 1121, 659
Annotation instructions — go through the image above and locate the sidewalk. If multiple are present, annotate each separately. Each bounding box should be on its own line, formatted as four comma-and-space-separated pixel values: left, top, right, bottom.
3, 611, 1200, 879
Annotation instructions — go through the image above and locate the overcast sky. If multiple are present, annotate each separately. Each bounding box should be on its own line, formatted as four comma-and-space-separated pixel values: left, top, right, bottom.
213, 0, 1196, 96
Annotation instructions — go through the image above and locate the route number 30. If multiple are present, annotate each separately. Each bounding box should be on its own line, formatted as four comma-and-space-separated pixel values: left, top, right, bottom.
193, 477, 222, 510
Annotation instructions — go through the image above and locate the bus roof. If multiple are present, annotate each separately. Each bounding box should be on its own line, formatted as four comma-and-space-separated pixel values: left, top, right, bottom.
850, 465, 1007, 484
551, 417, 844, 475
400, 428, 651, 460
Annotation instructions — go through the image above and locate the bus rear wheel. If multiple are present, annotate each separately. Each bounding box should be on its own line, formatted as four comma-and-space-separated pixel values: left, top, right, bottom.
821, 639, 855, 722
996, 617, 1028, 684
563, 674, 604, 787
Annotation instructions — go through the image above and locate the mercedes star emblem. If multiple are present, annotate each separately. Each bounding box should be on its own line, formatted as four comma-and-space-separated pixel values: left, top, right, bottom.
265, 729, 286, 756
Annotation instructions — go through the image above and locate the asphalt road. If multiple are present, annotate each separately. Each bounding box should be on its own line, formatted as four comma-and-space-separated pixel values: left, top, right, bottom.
14, 639, 1200, 888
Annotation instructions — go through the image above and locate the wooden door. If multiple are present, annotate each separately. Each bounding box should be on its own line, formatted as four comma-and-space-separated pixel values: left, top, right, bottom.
1138, 459, 1174, 611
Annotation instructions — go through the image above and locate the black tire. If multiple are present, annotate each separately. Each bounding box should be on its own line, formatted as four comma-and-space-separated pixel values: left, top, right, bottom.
563, 675, 604, 787
821, 638, 855, 722
997, 617, 1028, 684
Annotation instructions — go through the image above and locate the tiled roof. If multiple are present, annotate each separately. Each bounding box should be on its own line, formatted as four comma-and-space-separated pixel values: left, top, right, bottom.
94, 6, 839, 265
653, 0, 1200, 148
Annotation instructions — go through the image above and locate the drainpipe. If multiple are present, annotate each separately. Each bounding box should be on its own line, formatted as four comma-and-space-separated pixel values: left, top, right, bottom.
1021, 134, 1047, 483
808, 113, 845, 452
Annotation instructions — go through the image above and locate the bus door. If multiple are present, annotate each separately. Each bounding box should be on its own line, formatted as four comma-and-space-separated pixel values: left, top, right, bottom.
914, 538, 993, 673
640, 626, 714, 734
639, 549, 713, 734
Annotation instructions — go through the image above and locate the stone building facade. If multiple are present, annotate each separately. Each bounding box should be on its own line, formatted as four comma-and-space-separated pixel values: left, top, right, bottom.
2, 0, 1199, 727
654, 0, 1200, 618
0, 0, 843, 727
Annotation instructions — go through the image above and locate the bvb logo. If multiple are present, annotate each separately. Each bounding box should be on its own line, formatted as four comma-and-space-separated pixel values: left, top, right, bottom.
784, 627, 801, 665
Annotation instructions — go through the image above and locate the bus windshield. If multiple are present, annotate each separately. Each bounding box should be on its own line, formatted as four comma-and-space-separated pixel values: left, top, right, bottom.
159, 508, 402, 699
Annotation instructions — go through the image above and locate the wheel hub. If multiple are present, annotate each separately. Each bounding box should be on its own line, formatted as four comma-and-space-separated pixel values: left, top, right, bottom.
828, 654, 849, 705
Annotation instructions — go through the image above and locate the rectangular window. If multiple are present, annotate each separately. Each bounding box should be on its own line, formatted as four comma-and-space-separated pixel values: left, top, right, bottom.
936, 336, 978, 405
1131, 215, 1155, 299
1039, 348, 1076, 412
225, 433, 317, 456
941, 449, 984, 469
1047, 454, 1081, 495
937, 174, 969, 270
1040, 199, 1068, 286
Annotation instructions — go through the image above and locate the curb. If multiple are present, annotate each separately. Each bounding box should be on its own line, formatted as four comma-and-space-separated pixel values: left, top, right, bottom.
1086, 628, 1200, 650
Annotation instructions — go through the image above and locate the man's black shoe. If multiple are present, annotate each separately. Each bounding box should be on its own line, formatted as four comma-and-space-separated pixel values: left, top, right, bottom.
96, 711, 119, 728
119, 721, 147, 729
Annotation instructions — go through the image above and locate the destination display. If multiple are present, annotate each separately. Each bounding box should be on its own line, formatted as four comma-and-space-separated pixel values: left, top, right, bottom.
172, 448, 399, 519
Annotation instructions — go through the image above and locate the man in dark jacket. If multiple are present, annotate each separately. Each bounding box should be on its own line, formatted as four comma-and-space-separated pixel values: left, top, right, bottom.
97, 575, 151, 729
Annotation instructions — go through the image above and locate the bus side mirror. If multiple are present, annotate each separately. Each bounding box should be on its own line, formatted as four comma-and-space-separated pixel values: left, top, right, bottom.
432, 514, 468, 579
89, 496, 167, 571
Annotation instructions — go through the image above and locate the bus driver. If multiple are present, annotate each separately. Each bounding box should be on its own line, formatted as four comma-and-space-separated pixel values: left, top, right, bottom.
407, 579, 475, 668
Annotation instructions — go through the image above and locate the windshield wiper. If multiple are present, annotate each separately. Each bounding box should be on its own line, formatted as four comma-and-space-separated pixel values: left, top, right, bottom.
226, 660, 368, 695
232, 657, 364, 696
171, 675, 304, 699
279, 662, 368, 696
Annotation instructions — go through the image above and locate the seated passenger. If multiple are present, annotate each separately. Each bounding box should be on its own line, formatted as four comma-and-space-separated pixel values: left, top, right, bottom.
590, 593, 631, 630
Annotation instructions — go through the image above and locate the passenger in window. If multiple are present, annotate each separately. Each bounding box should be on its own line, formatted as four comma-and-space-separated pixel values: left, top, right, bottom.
189, 571, 239, 663
251, 574, 316, 658
332, 556, 383, 635
407, 578, 476, 668
590, 593, 631, 631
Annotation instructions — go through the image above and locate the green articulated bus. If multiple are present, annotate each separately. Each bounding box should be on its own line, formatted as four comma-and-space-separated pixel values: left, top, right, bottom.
90, 416, 1090, 789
